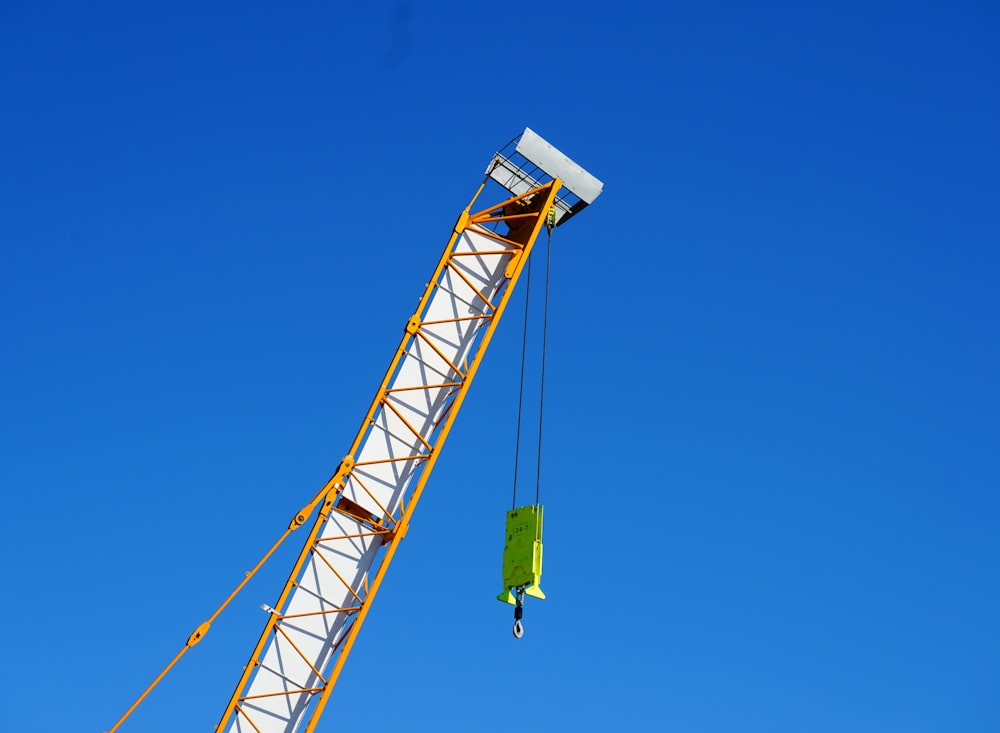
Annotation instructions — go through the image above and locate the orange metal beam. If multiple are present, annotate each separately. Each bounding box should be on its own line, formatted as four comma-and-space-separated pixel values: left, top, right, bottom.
107, 160, 567, 733
299, 180, 562, 733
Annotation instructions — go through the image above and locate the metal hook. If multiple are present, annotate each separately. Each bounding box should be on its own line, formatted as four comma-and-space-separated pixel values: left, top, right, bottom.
512, 589, 524, 639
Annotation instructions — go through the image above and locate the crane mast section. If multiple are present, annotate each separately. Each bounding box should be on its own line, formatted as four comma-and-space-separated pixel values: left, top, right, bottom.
220, 181, 561, 733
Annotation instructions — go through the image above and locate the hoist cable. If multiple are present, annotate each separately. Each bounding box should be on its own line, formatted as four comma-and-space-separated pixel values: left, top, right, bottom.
511, 255, 532, 510
535, 229, 552, 507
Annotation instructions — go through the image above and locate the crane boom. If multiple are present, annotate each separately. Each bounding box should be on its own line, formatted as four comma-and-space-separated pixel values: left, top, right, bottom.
107, 129, 602, 733
217, 167, 575, 732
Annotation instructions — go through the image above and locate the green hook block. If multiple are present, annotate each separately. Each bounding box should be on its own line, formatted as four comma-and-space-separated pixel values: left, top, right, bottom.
497, 504, 546, 605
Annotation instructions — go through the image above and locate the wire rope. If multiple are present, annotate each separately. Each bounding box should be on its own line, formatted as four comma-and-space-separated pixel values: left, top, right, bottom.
535, 229, 552, 506
511, 223, 554, 510
511, 255, 532, 509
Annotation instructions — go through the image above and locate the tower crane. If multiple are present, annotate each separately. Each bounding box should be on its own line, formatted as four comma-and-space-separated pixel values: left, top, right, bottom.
108, 128, 603, 733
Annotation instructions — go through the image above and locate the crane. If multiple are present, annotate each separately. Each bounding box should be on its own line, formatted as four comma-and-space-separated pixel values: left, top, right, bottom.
108, 128, 603, 733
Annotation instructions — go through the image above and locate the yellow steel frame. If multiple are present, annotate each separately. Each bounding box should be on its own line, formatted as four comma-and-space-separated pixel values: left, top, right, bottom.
215, 179, 562, 732
108, 177, 561, 733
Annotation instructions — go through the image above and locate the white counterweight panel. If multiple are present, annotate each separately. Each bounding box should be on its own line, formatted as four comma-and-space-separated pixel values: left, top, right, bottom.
228, 225, 516, 733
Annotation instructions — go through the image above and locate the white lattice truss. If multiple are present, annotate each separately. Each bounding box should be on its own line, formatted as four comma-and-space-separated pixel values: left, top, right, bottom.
221, 181, 559, 733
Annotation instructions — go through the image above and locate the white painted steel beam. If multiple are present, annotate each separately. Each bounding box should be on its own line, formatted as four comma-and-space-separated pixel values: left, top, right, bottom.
227, 226, 517, 733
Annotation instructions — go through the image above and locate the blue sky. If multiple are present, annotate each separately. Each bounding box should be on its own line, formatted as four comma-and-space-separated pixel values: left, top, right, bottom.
2, 2, 998, 731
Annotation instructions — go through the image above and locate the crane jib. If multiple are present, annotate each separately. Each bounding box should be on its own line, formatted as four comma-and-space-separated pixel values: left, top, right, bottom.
106, 128, 603, 733
220, 182, 563, 733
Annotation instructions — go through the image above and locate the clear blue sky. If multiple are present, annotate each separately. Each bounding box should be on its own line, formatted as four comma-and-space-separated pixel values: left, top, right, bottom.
2, 2, 998, 731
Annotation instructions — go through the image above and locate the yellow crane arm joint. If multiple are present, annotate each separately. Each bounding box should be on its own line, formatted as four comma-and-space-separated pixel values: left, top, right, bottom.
186, 621, 211, 648
288, 455, 355, 529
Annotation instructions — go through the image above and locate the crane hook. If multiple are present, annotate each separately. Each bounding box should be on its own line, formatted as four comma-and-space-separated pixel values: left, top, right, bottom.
512, 592, 524, 639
